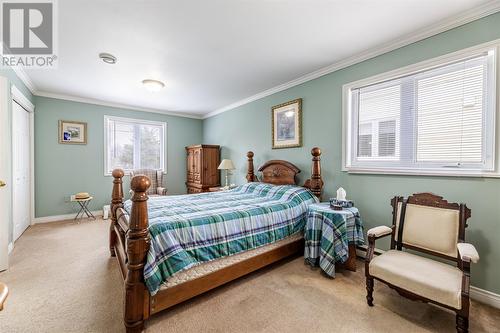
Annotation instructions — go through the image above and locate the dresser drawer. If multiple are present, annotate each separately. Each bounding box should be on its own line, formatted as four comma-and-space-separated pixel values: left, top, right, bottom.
187, 186, 203, 194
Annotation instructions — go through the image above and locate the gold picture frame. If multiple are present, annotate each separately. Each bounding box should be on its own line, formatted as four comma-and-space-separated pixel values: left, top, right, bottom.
59, 120, 87, 145
271, 98, 302, 149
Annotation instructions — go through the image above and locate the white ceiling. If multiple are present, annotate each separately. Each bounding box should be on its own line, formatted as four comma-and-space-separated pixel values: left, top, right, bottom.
24, 0, 499, 118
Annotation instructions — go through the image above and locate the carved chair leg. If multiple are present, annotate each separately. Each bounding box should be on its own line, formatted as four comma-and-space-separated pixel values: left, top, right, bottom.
366, 277, 374, 306
456, 314, 469, 333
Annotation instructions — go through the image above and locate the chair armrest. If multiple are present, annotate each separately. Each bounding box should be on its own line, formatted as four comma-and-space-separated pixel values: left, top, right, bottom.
367, 226, 393, 239
157, 187, 167, 195
457, 243, 479, 263
365, 226, 394, 269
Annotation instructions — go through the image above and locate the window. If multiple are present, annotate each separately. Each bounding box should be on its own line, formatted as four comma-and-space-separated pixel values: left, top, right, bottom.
344, 46, 497, 176
104, 116, 166, 175
378, 120, 396, 157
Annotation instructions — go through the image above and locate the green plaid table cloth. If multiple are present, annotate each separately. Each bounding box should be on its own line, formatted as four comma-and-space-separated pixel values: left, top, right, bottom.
123, 182, 318, 295
304, 203, 365, 277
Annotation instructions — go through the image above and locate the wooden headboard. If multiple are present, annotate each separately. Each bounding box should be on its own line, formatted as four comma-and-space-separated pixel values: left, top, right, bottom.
246, 147, 324, 198
257, 160, 300, 185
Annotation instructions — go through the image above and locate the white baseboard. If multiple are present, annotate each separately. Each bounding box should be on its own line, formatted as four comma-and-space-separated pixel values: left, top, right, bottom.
356, 245, 500, 309
470, 286, 500, 309
33, 210, 103, 224
8, 242, 13, 254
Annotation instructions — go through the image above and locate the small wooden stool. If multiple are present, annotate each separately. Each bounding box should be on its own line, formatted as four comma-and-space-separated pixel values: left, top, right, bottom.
71, 196, 95, 221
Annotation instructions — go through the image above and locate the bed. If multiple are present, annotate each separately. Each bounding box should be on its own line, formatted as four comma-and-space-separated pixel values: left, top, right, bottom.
109, 147, 351, 332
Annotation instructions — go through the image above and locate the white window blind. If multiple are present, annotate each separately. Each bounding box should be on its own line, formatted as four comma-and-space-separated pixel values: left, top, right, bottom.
416, 61, 484, 164
345, 48, 496, 175
357, 83, 400, 160
104, 116, 166, 175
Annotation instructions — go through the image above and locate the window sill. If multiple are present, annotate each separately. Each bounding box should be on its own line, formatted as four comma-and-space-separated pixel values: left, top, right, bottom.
104, 170, 167, 177
343, 167, 500, 178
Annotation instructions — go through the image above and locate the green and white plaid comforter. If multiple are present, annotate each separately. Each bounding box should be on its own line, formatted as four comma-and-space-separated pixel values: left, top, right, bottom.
123, 182, 318, 295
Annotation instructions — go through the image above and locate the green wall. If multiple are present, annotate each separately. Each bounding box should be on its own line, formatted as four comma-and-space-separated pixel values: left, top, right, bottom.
34, 96, 202, 217
203, 13, 500, 294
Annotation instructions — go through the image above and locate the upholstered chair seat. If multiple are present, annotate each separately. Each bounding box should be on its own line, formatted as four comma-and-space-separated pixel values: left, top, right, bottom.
369, 250, 462, 308
129, 169, 167, 196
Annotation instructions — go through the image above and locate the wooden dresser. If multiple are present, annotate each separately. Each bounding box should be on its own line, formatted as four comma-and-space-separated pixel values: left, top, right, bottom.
186, 144, 220, 193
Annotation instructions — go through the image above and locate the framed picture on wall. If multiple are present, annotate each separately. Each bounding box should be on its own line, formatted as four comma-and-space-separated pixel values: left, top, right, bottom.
59, 120, 87, 144
271, 98, 302, 149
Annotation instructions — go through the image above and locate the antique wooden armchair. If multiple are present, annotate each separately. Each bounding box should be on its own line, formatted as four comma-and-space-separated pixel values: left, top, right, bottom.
129, 169, 167, 196
365, 193, 479, 333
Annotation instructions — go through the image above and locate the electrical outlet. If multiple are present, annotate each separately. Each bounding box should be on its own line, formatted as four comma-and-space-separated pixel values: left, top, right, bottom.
64, 195, 75, 202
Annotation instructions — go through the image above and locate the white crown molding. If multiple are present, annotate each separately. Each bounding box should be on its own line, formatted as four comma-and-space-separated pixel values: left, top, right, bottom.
8, 68, 204, 119
10, 66, 37, 94
1, 44, 37, 94
5, 2, 500, 120
11, 85, 35, 112
33, 210, 103, 224
204, 1, 500, 119
34, 91, 203, 119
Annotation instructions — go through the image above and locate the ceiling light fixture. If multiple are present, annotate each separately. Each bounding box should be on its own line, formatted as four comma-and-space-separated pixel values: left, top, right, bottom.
99, 53, 117, 64
142, 79, 165, 92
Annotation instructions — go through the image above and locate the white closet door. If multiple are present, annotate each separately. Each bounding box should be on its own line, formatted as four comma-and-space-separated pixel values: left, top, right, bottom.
12, 101, 31, 241
0, 78, 10, 271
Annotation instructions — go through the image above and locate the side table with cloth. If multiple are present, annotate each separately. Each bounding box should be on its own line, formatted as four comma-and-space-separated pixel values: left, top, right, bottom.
304, 203, 365, 277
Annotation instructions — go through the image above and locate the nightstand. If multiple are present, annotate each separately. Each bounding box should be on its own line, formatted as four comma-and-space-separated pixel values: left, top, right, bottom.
304, 203, 365, 277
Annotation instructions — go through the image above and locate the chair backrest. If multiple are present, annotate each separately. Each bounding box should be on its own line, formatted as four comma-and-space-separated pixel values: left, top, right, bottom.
129, 169, 162, 195
391, 193, 470, 261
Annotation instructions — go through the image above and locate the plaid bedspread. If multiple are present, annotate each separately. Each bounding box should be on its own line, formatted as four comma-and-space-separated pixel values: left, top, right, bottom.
123, 182, 318, 295
304, 203, 365, 277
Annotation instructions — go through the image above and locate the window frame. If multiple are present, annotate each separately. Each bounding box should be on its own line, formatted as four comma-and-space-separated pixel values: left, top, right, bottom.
103, 115, 167, 176
342, 41, 499, 177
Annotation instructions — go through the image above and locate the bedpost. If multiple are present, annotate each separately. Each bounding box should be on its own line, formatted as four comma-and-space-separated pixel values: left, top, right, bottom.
246, 151, 257, 182
125, 175, 151, 333
303, 147, 324, 199
110, 169, 124, 257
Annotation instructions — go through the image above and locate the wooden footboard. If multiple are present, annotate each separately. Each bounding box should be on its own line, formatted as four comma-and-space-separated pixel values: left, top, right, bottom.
110, 170, 151, 332
109, 147, 328, 333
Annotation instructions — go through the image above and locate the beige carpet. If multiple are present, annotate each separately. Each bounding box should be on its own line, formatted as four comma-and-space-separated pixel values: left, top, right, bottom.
0, 219, 499, 333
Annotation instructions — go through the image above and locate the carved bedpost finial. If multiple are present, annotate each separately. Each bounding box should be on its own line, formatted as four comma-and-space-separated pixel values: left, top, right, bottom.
125, 175, 151, 332
246, 151, 257, 182
130, 175, 151, 201
111, 168, 125, 206
311, 147, 321, 158
304, 147, 324, 199
110, 168, 125, 257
